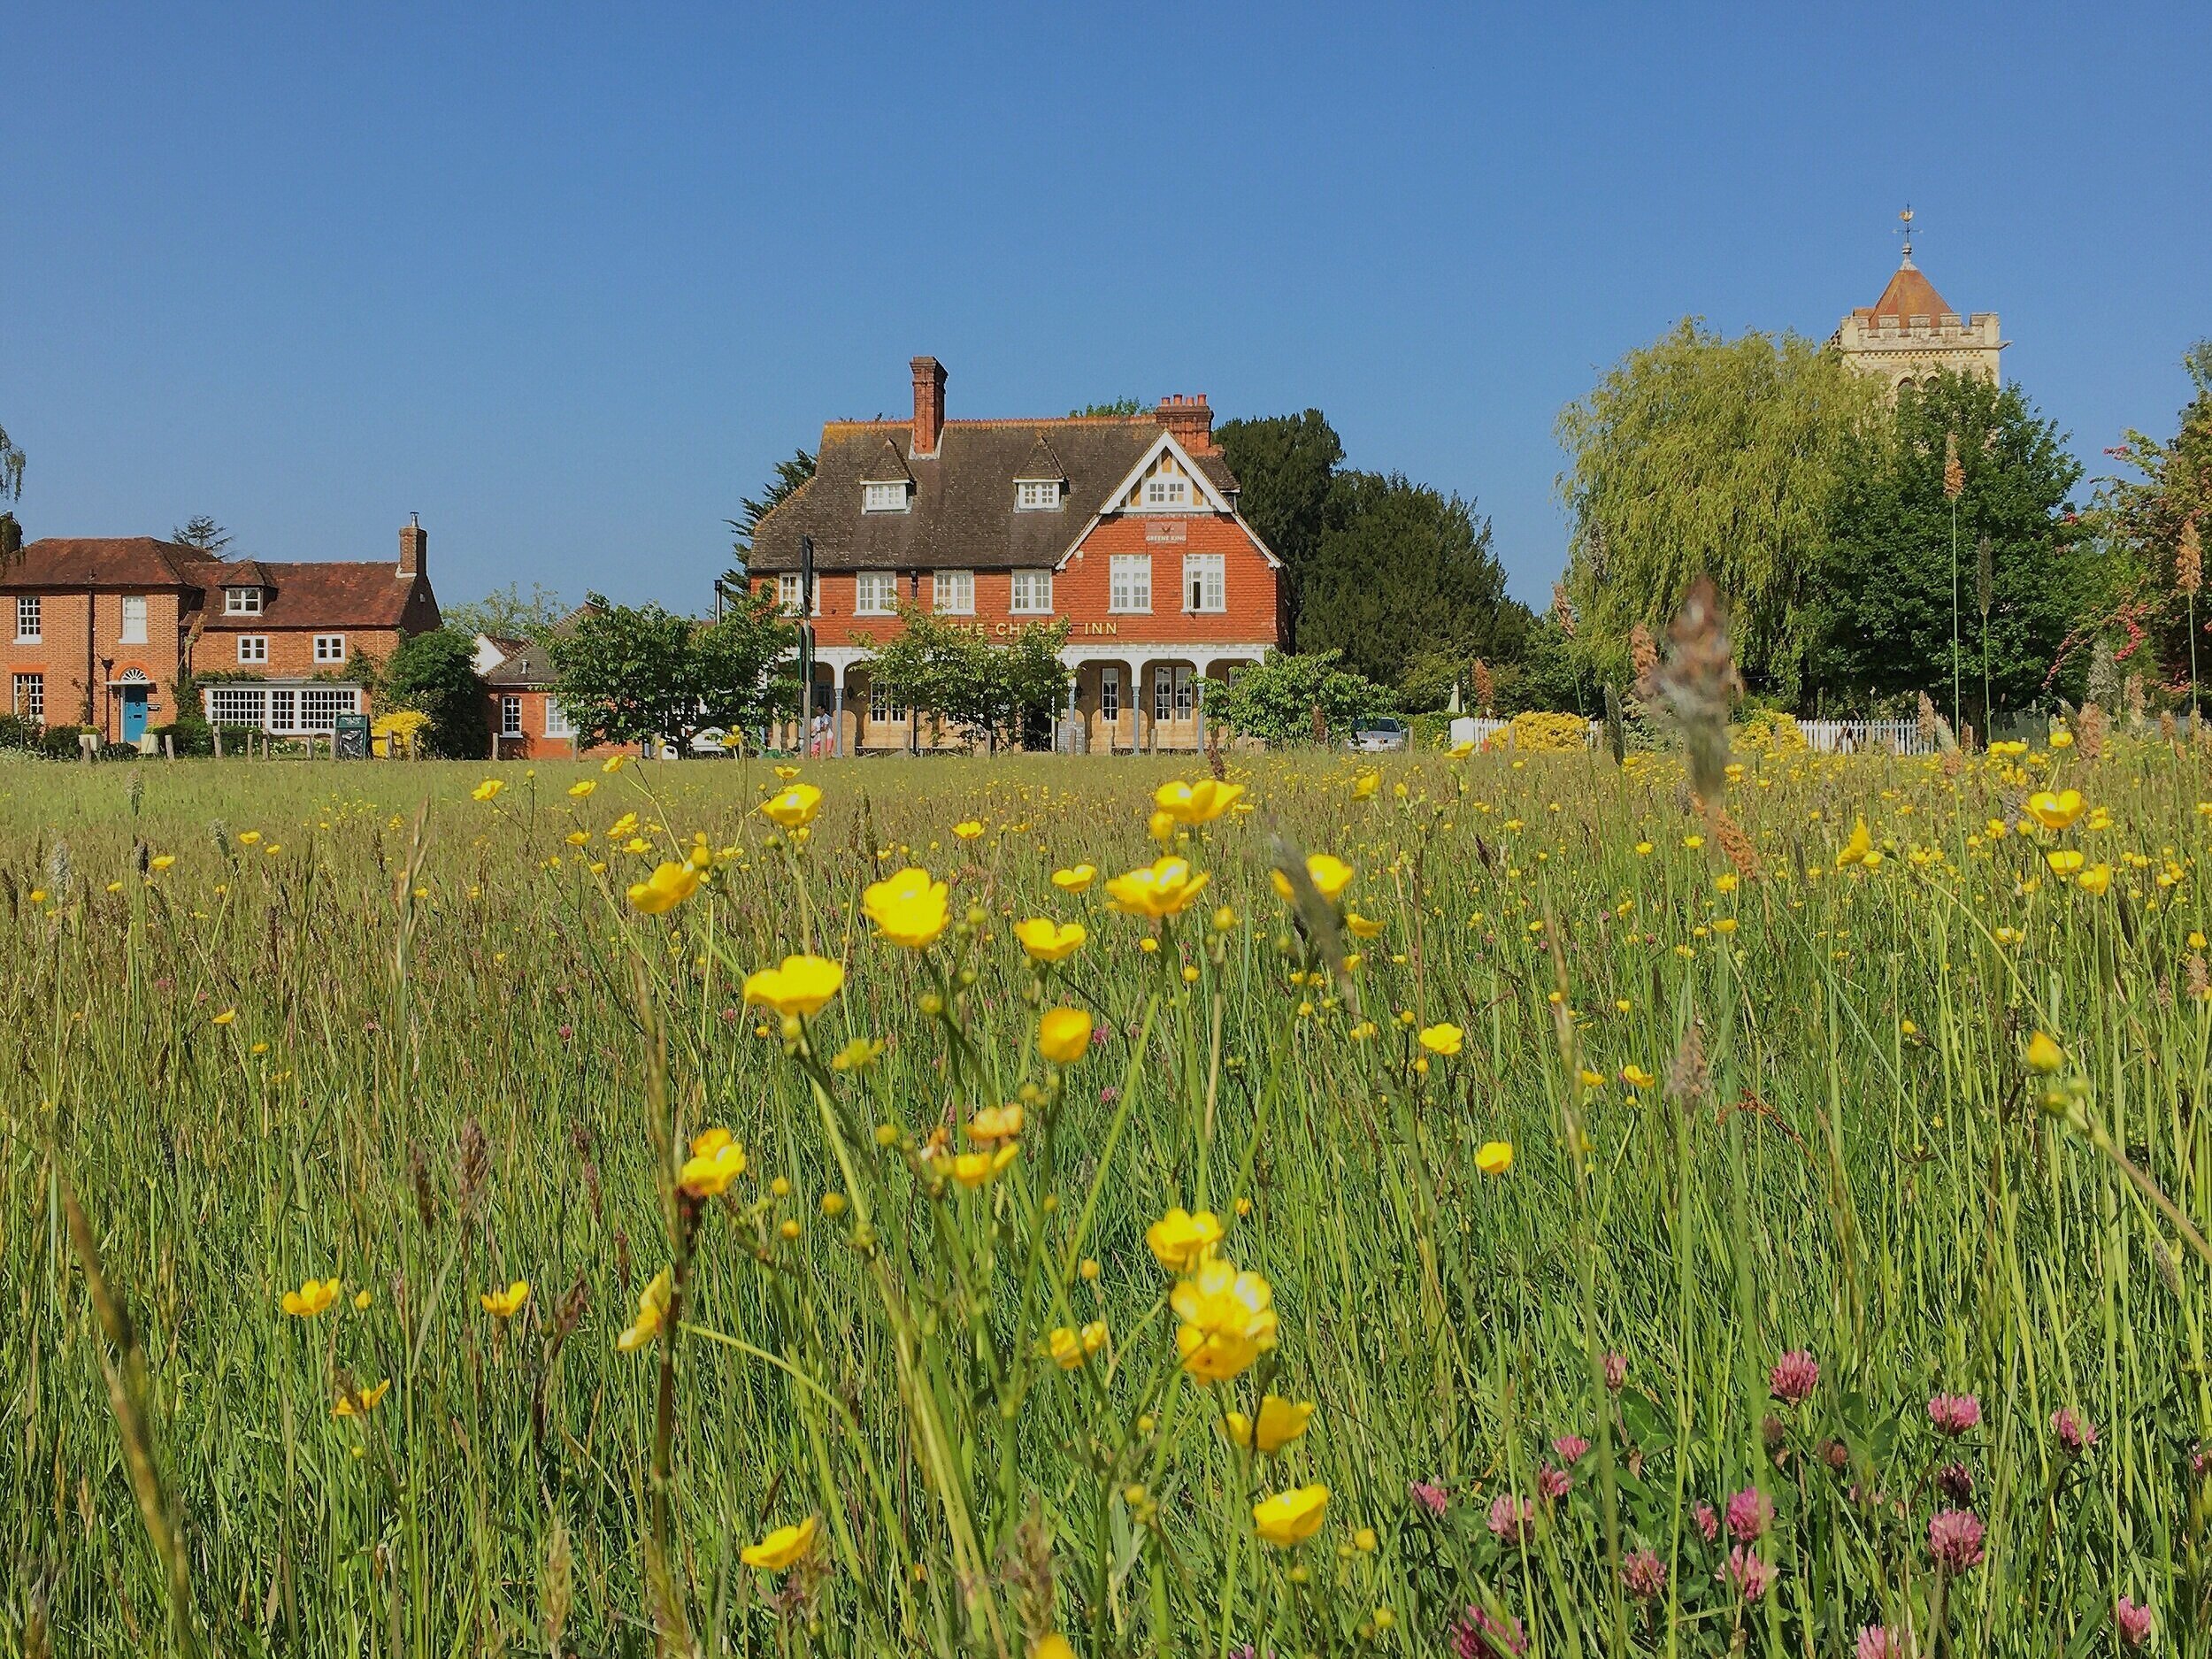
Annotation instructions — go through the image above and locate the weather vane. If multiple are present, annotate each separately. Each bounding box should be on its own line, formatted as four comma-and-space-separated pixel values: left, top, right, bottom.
1899, 204, 1915, 262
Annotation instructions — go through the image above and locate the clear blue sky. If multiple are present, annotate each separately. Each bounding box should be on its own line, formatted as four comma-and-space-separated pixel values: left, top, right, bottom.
5, 3, 2207, 613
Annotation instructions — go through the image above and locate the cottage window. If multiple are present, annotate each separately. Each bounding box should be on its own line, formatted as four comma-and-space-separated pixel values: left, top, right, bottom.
776, 573, 818, 617
296, 688, 357, 731
1099, 667, 1120, 722
870, 680, 907, 725
268, 689, 296, 731
501, 695, 524, 736
207, 687, 264, 726
1016, 480, 1061, 511
854, 572, 898, 616
314, 634, 346, 664
1009, 571, 1053, 614
933, 570, 974, 615
12, 672, 42, 721
1144, 472, 1188, 507
237, 634, 268, 664
863, 481, 910, 513
1153, 664, 1195, 722
120, 595, 149, 644
1183, 554, 1225, 613
14, 596, 39, 642
545, 699, 574, 740
224, 587, 262, 615
1110, 555, 1151, 613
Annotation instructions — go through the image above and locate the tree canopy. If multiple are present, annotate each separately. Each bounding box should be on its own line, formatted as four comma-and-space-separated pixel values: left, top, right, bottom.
725, 449, 816, 580
549, 589, 796, 753
1556, 319, 1882, 694
442, 582, 568, 642
1204, 649, 1394, 747
1216, 410, 1343, 622
862, 608, 1071, 751
172, 518, 230, 552
381, 628, 490, 759
2094, 341, 2212, 710
1809, 371, 2089, 719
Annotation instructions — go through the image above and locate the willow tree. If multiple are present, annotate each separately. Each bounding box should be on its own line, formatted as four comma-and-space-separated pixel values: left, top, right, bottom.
1555, 319, 1879, 695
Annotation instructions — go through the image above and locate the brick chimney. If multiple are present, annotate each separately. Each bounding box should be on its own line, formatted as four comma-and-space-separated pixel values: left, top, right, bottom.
398, 513, 426, 579
910, 357, 947, 457
1156, 393, 1216, 454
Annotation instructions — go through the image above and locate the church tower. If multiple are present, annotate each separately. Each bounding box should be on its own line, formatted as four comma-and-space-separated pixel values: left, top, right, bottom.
1832, 209, 2006, 394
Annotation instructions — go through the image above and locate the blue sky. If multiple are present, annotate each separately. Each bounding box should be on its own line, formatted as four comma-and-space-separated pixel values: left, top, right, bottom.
5, 3, 2208, 612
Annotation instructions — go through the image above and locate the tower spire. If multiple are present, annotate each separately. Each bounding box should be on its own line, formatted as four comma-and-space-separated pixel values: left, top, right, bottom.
1898, 204, 1916, 267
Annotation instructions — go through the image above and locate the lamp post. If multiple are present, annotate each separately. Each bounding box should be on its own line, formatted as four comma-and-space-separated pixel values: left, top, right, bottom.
798, 535, 815, 757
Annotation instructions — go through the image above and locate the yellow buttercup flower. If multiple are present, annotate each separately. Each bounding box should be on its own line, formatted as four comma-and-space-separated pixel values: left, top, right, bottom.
2024, 1031, 2064, 1074
1106, 856, 1211, 918
1225, 1394, 1316, 1454
1015, 918, 1087, 962
280, 1277, 342, 1317
741, 1515, 818, 1572
1417, 1022, 1463, 1057
773, 764, 800, 780
212, 1008, 237, 1026
149, 854, 176, 872
1046, 1326, 1087, 1370
1146, 1206, 1225, 1271
966, 1102, 1025, 1141
472, 779, 504, 802
2027, 789, 2085, 831
1252, 1484, 1330, 1547
1271, 853, 1354, 904
1051, 864, 1097, 893
951, 1143, 1020, 1187
1171, 1256, 1278, 1382
1835, 818, 1872, 869
480, 1279, 530, 1319
1345, 911, 1384, 940
567, 779, 597, 799
760, 782, 822, 829
1148, 810, 1178, 846
1475, 1141, 1514, 1175
1352, 771, 1380, 800
1155, 779, 1246, 825
2076, 862, 2112, 895
237, 830, 261, 846
864, 866, 950, 948
741, 955, 845, 1019
1448, 739, 1477, 759
617, 1267, 673, 1353
679, 1127, 749, 1197
1621, 1064, 1656, 1090
953, 819, 986, 841
2046, 849, 2085, 876
1038, 1007, 1094, 1064
333, 1379, 390, 1418
627, 861, 702, 915
1032, 1638, 1076, 1659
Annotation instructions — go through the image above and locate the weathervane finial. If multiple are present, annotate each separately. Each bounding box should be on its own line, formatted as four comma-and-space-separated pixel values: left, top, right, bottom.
1899, 204, 1915, 265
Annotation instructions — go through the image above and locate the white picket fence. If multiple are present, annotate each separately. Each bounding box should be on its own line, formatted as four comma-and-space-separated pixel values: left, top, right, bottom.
1793, 718, 1935, 757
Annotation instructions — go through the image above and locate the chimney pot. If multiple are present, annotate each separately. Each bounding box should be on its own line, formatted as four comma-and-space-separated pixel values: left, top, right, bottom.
910, 356, 947, 457
1156, 391, 1217, 455
398, 518, 426, 579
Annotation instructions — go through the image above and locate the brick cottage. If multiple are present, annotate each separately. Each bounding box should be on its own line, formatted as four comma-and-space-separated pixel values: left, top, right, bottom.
0, 519, 440, 743
746, 357, 1288, 752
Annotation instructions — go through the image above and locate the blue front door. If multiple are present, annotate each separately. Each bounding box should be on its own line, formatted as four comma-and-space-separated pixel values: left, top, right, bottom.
121, 687, 150, 742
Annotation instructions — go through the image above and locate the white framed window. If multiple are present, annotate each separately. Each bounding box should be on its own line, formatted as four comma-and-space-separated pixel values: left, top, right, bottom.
933, 570, 974, 615
268, 688, 296, 731
545, 698, 574, 739
501, 694, 523, 736
120, 595, 148, 644
1016, 480, 1061, 511
13, 672, 42, 721
1143, 470, 1189, 508
863, 480, 910, 513
869, 680, 907, 725
14, 596, 40, 643
314, 634, 346, 664
1110, 554, 1151, 613
1182, 553, 1225, 613
1153, 664, 1195, 722
236, 635, 268, 664
775, 573, 819, 617
207, 687, 265, 726
296, 688, 356, 732
1009, 570, 1053, 614
224, 587, 262, 615
854, 572, 898, 616
1099, 667, 1120, 722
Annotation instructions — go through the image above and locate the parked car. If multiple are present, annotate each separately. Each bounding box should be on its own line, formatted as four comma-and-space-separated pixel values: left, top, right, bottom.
1348, 717, 1408, 752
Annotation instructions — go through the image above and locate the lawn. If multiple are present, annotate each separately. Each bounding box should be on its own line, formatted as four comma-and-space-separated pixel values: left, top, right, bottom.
0, 740, 2200, 1656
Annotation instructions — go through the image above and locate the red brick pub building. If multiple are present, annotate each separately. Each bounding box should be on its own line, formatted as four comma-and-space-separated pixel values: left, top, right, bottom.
747, 357, 1288, 753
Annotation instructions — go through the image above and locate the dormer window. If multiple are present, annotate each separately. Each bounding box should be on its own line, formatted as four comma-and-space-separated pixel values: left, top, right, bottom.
224, 586, 263, 615
863, 481, 910, 513
1015, 479, 1063, 511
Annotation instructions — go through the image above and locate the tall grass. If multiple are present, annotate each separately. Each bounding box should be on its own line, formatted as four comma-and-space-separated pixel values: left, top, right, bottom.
0, 741, 2204, 1656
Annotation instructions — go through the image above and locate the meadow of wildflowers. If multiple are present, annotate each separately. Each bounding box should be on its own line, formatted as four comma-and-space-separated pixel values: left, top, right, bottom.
1, 733, 2206, 1656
